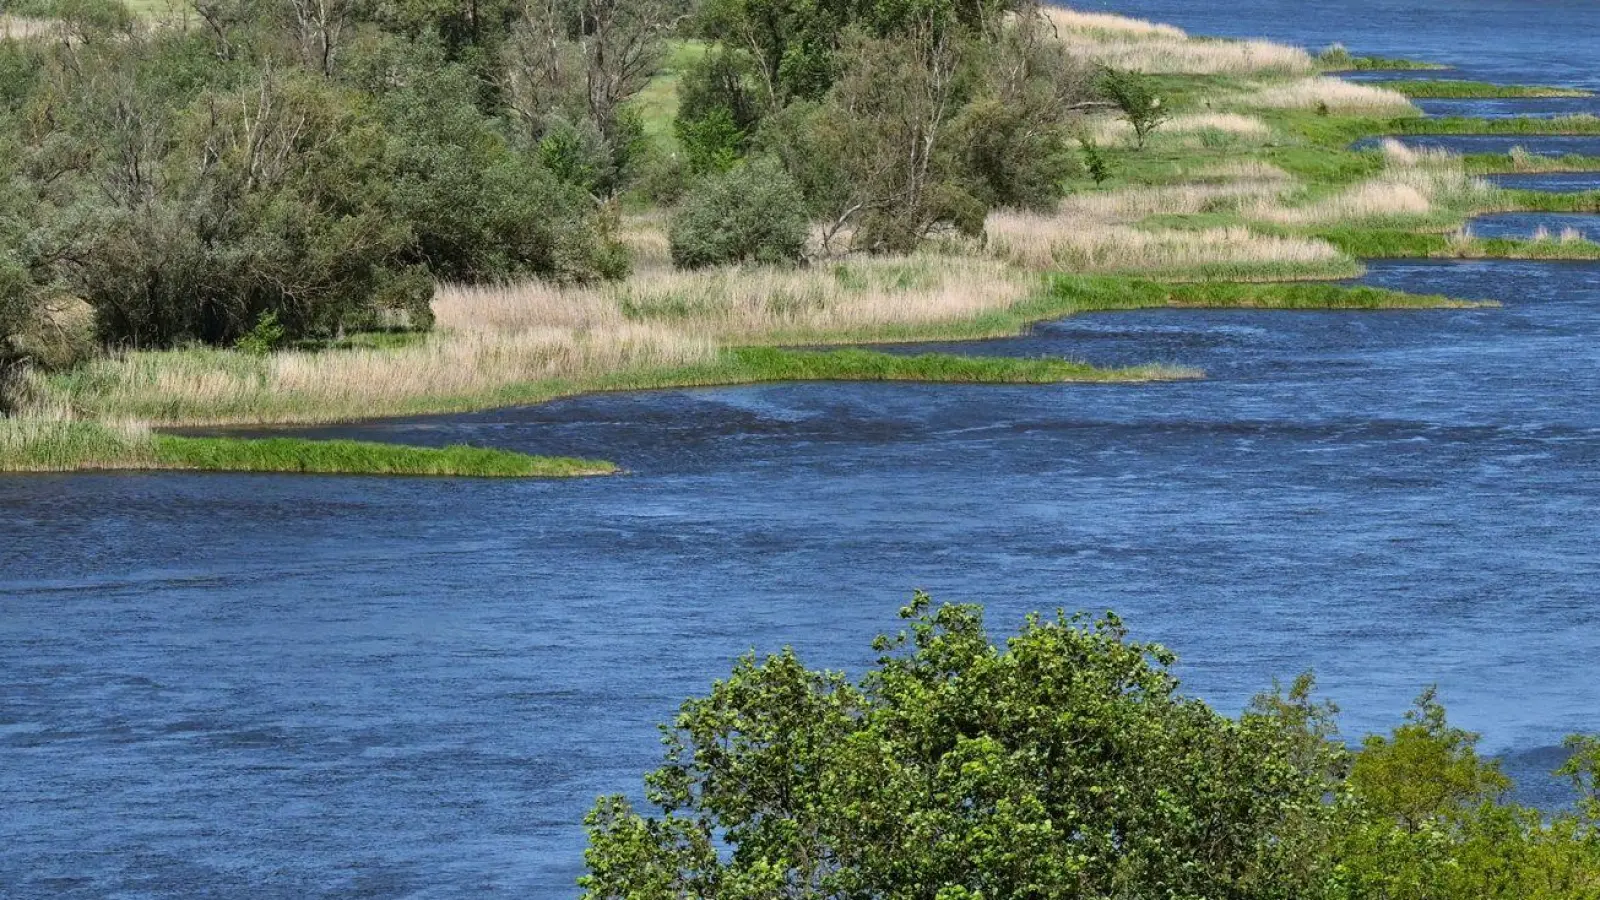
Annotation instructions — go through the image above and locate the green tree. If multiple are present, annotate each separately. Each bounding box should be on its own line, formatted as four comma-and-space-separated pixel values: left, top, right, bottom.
1097, 66, 1168, 149
582, 595, 1349, 899
667, 158, 809, 269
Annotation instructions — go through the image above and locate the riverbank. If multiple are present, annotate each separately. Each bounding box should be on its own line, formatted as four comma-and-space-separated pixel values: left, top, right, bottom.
3, 4, 1593, 475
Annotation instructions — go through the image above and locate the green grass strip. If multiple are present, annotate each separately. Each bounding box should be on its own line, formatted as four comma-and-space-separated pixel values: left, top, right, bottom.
0, 417, 615, 476
1463, 153, 1600, 174
1313, 228, 1600, 260
152, 436, 615, 477
1381, 80, 1593, 99
1039, 276, 1491, 312
1394, 115, 1600, 135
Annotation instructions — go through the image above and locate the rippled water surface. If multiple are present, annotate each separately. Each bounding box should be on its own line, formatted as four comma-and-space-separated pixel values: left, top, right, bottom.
1488, 171, 1600, 193
1467, 212, 1600, 241
6, 2, 1600, 898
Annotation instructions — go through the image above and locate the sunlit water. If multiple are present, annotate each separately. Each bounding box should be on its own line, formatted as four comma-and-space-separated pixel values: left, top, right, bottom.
6, 2, 1600, 897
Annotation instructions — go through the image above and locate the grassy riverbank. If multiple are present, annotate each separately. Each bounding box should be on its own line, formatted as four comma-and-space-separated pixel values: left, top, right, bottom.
0, 418, 613, 476
1, 4, 1586, 475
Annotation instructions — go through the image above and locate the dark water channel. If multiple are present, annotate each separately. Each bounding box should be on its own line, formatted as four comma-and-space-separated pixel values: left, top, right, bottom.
6, 2, 1600, 897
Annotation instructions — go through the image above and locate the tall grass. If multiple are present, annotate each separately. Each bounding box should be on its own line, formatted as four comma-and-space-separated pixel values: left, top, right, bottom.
434, 256, 1032, 343
0, 412, 156, 472
1040, 7, 1187, 41
1246, 143, 1493, 225
1232, 77, 1417, 114
987, 212, 1353, 280
1086, 112, 1274, 148
1045, 6, 1313, 75
0, 15, 55, 40
44, 324, 716, 424
1058, 35, 1315, 76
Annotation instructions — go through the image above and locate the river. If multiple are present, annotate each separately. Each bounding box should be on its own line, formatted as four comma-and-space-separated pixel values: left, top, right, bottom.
4, 1, 1600, 896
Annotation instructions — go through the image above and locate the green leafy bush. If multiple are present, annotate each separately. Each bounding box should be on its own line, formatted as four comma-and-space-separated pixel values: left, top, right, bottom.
1098, 66, 1169, 149
584, 597, 1600, 900
668, 159, 809, 269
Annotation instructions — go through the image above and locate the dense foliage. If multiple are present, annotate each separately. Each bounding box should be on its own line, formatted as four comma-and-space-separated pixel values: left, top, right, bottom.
0, 0, 667, 353
681, 0, 1094, 253
583, 596, 1600, 899
668, 159, 808, 268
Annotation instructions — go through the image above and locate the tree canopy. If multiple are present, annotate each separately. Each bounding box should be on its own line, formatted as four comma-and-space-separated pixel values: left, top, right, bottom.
582, 595, 1600, 900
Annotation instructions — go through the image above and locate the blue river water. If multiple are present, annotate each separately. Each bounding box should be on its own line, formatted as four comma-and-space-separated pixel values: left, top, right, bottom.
5, 2, 1600, 898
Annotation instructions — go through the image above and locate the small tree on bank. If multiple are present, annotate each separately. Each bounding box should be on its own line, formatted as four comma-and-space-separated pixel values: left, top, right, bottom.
1098, 65, 1168, 149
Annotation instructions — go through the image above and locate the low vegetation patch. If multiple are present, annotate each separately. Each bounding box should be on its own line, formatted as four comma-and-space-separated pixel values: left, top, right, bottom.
0, 415, 608, 476
1383, 80, 1594, 99
1317, 44, 1449, 71
1396, 115, 1600, 136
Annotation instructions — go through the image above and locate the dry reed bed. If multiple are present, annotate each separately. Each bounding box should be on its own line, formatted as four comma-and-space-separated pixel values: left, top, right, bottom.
1231, 77, 1418, 114
1041, 7, 1187, 41
46, 257, 1043, 424
49, 325, 718, 424
434, 257, 1033, 340
0, 15, 56, 40
988, 213, 1345, 276
1247, 143, 1494, 225
1086, 112, 1274, 148
1058, 180, 1291, 221
1044, 6, 1312, 76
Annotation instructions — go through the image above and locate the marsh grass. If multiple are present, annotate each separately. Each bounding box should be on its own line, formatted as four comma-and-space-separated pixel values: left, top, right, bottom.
0, 414, 610, 476
1232, 77, 1417, 115
1394, 115, 1600, 137
1042, 275, 1491, 313
153, 436, 615, 477
0, 414, 157, 472
1316, 227, 1600, 260
1086, 112, 1275, 149
987, 210, 1355, 280
1045, 8, 1314, 76
1384, 80, 1593, 99
434, 256, 1032, 343
1039, 7, 1187, 41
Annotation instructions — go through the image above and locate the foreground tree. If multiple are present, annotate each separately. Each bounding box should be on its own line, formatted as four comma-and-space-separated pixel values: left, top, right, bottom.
583, 596, 1600, 899
581, 595, 1349, 898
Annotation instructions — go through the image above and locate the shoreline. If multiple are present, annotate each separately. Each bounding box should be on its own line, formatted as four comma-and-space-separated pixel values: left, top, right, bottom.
2, 6, 1595, 476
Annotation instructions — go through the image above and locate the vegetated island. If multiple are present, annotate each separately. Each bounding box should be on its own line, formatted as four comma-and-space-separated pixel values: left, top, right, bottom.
4, 1, 1597, 476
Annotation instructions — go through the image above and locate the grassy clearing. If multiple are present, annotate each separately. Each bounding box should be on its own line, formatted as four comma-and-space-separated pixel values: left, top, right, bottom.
33, 340, 1191, 427
0, 415, 608, 476
1382, 80, 1594, 99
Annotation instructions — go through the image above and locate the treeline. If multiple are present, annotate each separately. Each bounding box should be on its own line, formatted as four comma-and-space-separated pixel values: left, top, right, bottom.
583, 598, 1600, 900
0, 0, 1100, 405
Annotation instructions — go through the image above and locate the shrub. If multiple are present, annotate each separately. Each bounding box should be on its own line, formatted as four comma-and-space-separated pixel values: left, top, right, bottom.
668, 159, 809, 269
582, 597, 1349, 898
1098, 66, 1169, 149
